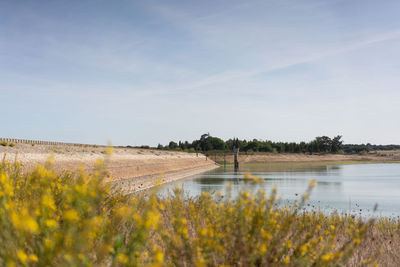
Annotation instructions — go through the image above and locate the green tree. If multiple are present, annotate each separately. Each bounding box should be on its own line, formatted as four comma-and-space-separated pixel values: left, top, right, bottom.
168, 141, 178, 150
211, 137, 226, 150
331, 135, 343, 153
314, 136, 332, 153
199, 133, 213, 151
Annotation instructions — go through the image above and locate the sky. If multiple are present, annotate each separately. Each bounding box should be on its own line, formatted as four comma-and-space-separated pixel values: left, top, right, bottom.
1, 0, 400, 146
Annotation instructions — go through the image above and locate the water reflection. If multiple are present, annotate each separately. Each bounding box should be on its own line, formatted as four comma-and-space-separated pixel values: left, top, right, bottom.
159, 163, 400, 217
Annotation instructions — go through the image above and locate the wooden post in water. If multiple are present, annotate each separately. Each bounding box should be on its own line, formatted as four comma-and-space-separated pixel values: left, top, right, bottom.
223, 151, 226, 169
233, 147, 239, 171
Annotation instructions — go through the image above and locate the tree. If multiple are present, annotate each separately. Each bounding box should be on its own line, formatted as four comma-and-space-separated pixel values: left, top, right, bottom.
168, 141, 178, 150
211, 137, 226, 150
331, 135, 343, 153
225, 139, 234, 150
314, 136, 332, 153
199, 133, 213, 151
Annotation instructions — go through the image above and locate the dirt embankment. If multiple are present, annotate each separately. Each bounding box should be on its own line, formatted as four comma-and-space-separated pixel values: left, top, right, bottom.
0, 143, 219, 193
209, 150, 400, 164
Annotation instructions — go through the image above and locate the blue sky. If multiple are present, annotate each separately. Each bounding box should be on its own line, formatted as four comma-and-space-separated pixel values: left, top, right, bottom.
1, 0, 400, 146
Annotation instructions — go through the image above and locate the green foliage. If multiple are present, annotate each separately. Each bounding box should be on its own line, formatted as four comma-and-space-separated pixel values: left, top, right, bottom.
343, 143, 400, 154
331, 136, 343, 153
140, 133, 399, 155
168, 141, 178, 150
162, 134, 347, 154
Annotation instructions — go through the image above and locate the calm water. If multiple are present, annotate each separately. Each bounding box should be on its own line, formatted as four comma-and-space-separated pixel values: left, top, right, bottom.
159, 163, 400, 217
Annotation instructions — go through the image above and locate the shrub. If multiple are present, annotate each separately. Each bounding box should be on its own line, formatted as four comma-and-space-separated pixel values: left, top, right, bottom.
0, 159, 380, 266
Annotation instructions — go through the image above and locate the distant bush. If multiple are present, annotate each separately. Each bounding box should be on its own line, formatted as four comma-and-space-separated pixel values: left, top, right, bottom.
0, 141, 8, 146
8, 142, 15, 147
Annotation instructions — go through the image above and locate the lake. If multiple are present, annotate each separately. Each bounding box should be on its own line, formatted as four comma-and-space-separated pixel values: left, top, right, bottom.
159, 163, 400, 217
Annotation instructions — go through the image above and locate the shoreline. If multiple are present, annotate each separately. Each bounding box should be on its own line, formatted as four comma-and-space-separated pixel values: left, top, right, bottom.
113, 163, 219, 194
210, 150, 400, 164
2, 143, 400, 194
221, 160, 400, 166
0, 143, 219, 194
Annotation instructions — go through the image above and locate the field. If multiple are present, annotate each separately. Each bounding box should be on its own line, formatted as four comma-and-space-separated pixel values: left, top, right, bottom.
1, 156, 400, 266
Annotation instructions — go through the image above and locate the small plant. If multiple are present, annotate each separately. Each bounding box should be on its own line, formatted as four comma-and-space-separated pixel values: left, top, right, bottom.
31, 143, 35, 146
8, 142, 15, 147
0, 141, 8, 146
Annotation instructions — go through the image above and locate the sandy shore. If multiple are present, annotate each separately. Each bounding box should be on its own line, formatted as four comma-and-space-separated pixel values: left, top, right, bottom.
0, 143, 219, 193
209, 150, 400, 164
110, 164, 219, 194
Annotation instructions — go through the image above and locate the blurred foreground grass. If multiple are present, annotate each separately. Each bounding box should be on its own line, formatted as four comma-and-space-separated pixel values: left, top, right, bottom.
0, 156, 398, 266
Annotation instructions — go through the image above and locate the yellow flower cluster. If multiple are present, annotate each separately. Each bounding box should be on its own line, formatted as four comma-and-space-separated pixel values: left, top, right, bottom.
0, 159, 381, 266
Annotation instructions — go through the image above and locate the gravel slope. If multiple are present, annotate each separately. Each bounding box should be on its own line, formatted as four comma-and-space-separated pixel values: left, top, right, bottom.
0, 143, 219, 193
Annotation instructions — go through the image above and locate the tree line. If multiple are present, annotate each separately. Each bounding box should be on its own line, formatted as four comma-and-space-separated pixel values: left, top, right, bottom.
153, 134, 343, 154
343, 143, 400, 154
143, 134, 400, 154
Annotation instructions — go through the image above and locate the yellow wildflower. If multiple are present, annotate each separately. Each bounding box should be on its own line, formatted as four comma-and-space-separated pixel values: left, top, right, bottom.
42, 195, 56, 210
29, 254, 38, 262
64, 209, 79, 222
44, 238, 54, 249
46, 156, 55, 165
260, 244, 267, 254
17, 250, 28, 264
321, 252, 334, 261
300, 245, 308, 256
283, 256, 290, 264
105, 146, 114, 155
117, 253, 128, 264
155, 250, 164, 263
11, 212, 38, 233
45, 219, 58, 228
144, 210, 160, 229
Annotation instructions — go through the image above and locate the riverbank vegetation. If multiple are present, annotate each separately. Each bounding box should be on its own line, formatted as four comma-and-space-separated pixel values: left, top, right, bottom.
0, 158, 398, 266
154, 134, 400, 155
